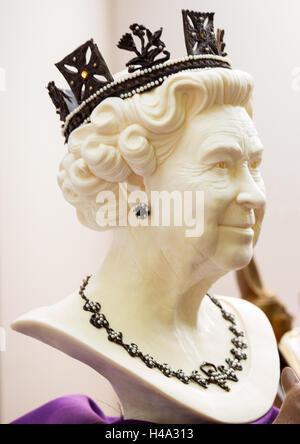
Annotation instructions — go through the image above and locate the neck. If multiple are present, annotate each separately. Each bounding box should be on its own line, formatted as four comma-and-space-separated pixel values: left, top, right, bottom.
85, 227, 225, 367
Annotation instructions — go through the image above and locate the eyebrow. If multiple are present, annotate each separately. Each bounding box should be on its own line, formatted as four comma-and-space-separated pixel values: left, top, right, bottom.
200, 144, 264, 161
200, 145, 243, 161
248, 147, 264, 157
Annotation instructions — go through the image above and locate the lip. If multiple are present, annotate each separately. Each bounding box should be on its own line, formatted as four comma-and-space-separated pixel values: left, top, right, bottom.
220, 224, 254, 229
219, 224, 255, 235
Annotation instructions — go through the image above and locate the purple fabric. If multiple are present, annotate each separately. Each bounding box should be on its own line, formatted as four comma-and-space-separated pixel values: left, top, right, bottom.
10, 395, 279, 425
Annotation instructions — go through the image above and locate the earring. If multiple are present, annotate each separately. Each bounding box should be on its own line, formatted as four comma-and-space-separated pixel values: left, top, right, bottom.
133, 203, 151, 220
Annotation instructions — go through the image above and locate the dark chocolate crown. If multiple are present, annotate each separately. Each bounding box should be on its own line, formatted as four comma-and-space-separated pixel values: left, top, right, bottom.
48, 10, 231, 143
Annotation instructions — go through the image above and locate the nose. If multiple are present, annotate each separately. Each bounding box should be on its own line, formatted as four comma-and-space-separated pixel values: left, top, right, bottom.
236, 166, 266, 210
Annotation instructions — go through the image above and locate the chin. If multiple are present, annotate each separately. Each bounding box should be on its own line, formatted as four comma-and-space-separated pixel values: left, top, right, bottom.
213, 244, 254, 272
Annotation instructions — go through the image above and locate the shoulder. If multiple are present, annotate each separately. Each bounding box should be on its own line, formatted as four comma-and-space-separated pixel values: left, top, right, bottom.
11, 292, 82, 337
215, 294, 278, 350
216, 295, 271, 324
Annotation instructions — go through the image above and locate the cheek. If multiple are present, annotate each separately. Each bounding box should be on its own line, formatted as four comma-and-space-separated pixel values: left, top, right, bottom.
253, 180, 266, 238
203, 188, 236, 223
253, 210, 264, 245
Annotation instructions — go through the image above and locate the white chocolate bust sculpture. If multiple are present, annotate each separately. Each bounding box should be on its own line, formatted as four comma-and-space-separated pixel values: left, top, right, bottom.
12, 68, 280, 424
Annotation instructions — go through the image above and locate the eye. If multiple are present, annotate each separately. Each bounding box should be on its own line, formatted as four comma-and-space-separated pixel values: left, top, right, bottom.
249, 159, 262, 169
216, 161, 229, 169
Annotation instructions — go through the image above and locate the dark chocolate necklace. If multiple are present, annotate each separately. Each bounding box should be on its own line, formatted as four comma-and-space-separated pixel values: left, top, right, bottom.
80, 276, 248, 392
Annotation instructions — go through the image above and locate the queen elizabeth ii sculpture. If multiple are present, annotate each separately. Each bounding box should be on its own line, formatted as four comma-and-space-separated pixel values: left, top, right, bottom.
12, 10, 299, 424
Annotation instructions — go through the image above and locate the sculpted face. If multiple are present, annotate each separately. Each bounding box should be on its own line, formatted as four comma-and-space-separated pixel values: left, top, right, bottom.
146, 104, 266, 273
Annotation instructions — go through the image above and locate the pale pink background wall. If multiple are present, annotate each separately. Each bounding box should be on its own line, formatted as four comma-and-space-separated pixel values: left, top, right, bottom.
0, 0, 121, 424
1, 0, 300, 424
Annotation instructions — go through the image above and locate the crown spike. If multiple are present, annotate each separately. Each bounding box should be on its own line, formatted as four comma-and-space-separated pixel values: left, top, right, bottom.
47, 82, 71, 122
117, 24, 171, 73
182, 10, 224, 57
55, 39, 113, 104
216, 29, 228, 57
